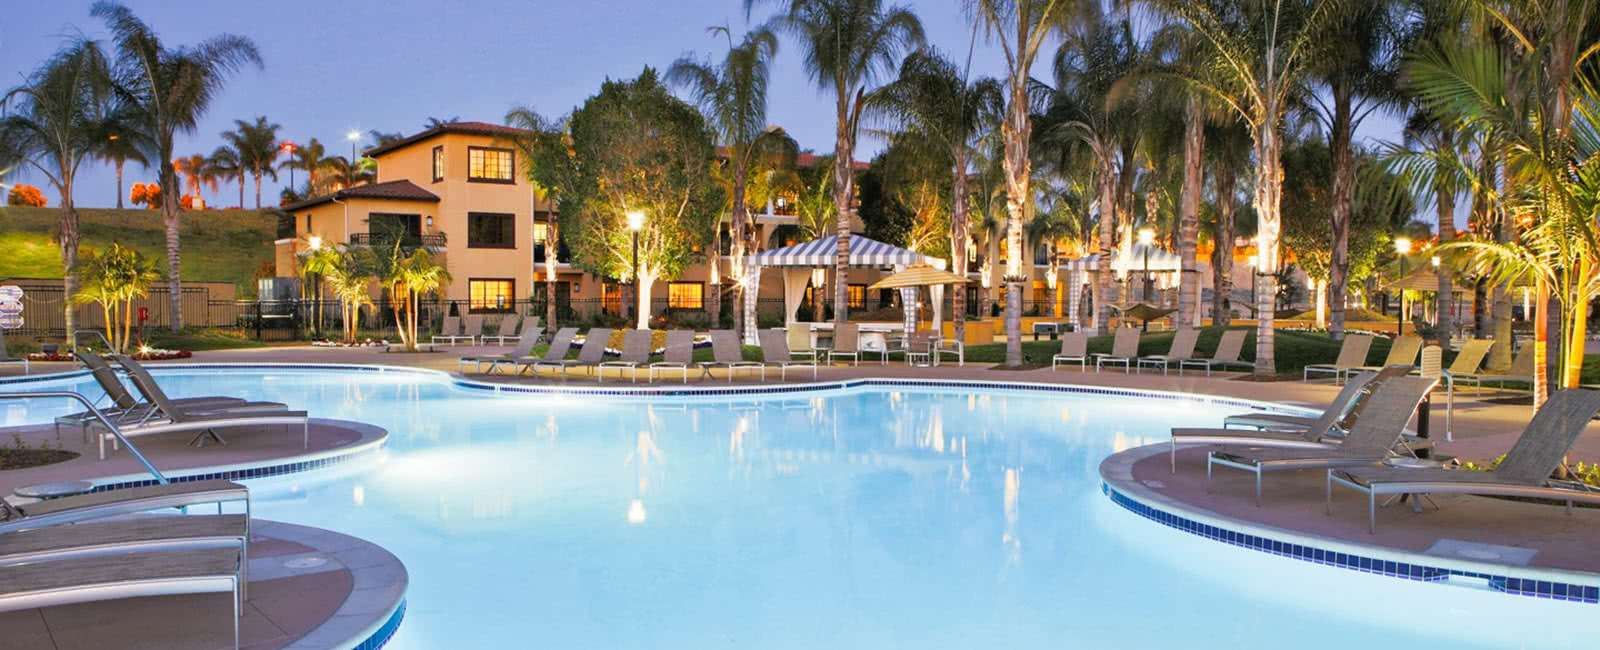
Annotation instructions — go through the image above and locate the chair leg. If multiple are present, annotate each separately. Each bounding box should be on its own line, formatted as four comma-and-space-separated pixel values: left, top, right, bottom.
1369, 492, 1377, 534
1324, 472, 1332, 515
1255, 470, 1262, 507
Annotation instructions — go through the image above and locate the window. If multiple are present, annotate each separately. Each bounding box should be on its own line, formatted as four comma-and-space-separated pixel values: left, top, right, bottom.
467, 146, 513, 183
468, 212, 516, 248
531, 222, 549, 244
304, 214, 312, 232
469, 279, 515, 313
431, 146, 444, 182
601, 282, 623, 315
848, 284, 866, 309
668, 282, 704, 310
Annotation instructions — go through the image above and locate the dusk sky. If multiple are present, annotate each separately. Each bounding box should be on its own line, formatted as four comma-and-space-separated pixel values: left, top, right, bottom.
4, 0, 1403, 211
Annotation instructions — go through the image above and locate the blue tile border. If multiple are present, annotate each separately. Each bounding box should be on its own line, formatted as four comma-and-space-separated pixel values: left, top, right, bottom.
88, 434, 386, 492
1102, 481, 1600, 604
355, 598, 406, 650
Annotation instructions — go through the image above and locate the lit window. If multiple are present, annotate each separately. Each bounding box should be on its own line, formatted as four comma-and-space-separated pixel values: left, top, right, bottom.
469, 279, 515, 313
848, 284, 866, 309
432, 146, 444, 182
668, 282, 704, 310
467, 147, 513, 183
532, 222, 549, 244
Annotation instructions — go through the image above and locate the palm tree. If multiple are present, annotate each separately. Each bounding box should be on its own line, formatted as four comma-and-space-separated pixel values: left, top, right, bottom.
220, 116, 280, 208
393, 248, 452, 352
756, 0, 925, 328
298, 242, 342, 335
967, 0, 1069, 366
1029, 185, 1085, 317
97, 123, 147, 209
1150, 0, 1343, 374
669, 24, 796, 339
422, 116, 460, 129
325, 155, 374, 189
70, 242, 159, 352
280, 137, 335, 196
867, 47, 1003, 345
324, 249, 375, 342
504, 107, 575, 331
0, 36, 115, 347
207, 145, 243, 208
368, 129, 404, 147
174, 153, 219, 203
1303, 1, 1407, 342
93, 1, 261, 331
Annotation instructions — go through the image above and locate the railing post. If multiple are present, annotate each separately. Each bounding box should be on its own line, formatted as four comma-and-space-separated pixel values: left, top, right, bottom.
254, 301, 263, 340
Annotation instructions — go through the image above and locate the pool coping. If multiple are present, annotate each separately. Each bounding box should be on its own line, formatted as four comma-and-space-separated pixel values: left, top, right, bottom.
84, 418, 389, 493
1099, 444, 1600, 604
251, 519, 408, 650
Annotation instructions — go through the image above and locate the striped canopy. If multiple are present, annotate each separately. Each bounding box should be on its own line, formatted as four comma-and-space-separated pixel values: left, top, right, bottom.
1063, 243, 1181, 274
749, 235, 938, 268
868, 265, 968, 289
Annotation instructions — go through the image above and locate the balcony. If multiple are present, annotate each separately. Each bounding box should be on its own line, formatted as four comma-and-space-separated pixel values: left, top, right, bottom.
276, 213, 297, 240
349, 232, 447, 250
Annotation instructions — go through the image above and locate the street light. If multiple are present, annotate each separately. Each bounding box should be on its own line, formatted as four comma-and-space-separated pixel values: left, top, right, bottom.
1394, 237, 1412, 337
1138, 227, 1155, 302
627, 211, 645, 325
281, 142, 297, 193
346, 131, 361, 188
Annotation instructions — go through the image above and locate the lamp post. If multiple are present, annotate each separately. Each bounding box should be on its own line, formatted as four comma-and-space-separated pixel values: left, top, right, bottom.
1431, 255, 1442, 325
1247, 255, 1258, 316
346, 130, 361, 188
281, 142, 297, 194
1138, 227, 1155, 302
1394, 237, 1412, 337
627, 211, 644, 327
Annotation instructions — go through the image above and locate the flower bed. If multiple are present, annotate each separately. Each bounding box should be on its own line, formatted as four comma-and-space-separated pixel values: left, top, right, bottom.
28, 348, 193, 361
312, 339, 389, 348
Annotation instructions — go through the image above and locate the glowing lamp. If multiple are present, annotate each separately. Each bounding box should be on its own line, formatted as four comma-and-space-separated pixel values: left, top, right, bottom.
1138, 227, 1155, 247
626, 211, 645, 231
1393, 237, 1412, 256
307, 235, 323, 250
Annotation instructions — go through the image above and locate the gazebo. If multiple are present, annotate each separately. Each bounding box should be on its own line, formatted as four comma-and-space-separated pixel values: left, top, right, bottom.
1062, 243, 1184, 331
742, 235, 944, 344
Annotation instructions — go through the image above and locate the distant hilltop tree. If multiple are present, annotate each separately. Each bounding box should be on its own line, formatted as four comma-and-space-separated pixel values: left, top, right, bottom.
7, 184, 46, 206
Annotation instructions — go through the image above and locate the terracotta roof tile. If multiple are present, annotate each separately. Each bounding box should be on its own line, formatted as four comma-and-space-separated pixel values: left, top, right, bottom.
365, 121, 535, 157
281, 180, 439, 212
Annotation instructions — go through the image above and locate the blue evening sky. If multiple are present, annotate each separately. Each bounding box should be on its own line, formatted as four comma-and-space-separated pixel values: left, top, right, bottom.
3, 0, 1405, 214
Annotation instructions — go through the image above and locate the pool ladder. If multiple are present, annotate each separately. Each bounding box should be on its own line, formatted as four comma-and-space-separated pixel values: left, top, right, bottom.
0, 391, 169, 484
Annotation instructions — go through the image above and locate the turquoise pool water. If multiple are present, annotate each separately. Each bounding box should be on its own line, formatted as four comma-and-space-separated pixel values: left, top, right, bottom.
7, 368, 1597, 649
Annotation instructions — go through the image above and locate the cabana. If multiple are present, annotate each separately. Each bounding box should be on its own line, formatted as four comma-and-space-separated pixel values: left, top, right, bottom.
742, 235, 944, 344
1063, 243, 1184, 332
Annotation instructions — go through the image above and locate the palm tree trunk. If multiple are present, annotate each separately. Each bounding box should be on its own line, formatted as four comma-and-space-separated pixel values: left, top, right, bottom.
546, 215, 559, 331
1327, 86, 1354, 342
1000, 88, 1032, 367
1178, 97, 1204, 329
1251, 132, 1282, 375
728, 163, 746, 336
1434, 186, 1454, 347
114, 161, 125, 210
161, 160, 183, 331
951, 152, 969, 344
1094, 159, 1118, 334
832, 99, 854, 328
1211, 172, 1236, 326
59, 190, 80, 349
253, 168, 262, 209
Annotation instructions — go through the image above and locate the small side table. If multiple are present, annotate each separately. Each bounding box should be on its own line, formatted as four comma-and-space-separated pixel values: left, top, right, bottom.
11, 480, 97, 506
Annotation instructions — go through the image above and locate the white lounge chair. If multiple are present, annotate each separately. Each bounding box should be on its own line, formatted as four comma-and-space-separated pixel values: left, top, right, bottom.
1052, 332, 1089, 371
1138, 328, 1199, 375
759, 329, 817, 380
459, 328, 543, 374
699, 330, 764, 382
488, 315, 536, 345
1094, 327, 1140, 373
598, 329, 652, 382
648, 330, 696, 383
431, 316, 463, 345
829, 323, 861, 366
516, 327, 578, 376
1179, 329, 1252, 375
0, 479, 250, 533
111, 360, 308, 458
1302, 334, 1374, 383
786, 323, 819, 362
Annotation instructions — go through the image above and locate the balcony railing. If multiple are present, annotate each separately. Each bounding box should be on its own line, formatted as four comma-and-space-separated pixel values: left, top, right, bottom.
276, 213, 297, 240
533, 241, 572, 264
349, 232, 447, 249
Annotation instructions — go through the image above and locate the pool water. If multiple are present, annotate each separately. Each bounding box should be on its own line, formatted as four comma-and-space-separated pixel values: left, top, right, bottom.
8, 369, 1597, 649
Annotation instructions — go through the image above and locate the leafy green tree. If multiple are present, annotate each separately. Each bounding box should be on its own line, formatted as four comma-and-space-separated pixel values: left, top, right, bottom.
754, 0, 925, 327
392, 248, 450, 351
669, 25, 796, 336
71, 242, 160, 353
94, 1, 261, 331
505, 107, 574, 330
562, 68, 724, 329
0, 36, 116, 346
867, 47, 1002, 342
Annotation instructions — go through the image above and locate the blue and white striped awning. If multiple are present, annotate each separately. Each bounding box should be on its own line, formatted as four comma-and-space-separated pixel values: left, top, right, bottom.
749, 234, 938, 268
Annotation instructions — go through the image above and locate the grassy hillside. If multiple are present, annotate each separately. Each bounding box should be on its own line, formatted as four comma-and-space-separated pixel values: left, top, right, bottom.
0, 206, 278, 296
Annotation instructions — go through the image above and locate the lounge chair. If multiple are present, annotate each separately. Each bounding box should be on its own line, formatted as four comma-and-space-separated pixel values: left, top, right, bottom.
1329, 388, 1600, 533
1179, 329, 1252, 375
829, 323, 861, 366
699, 329, 764, 382
1137, 328, 1199, 375
0, 479, 249, 533
430, 315, 463, 345
111, 359, 309, 458
786, 323, 818, 362
0, 328, 27, 374
457, 315, 486, 345
934, 335, 964, 366
759, 329, 818, 380
1052, 332, 1089, 371
1434, 338, 1493, 393
56, 353, 251, 440
535, 328, 611, 380
1302, 334, 1374, 383
516, 327, 578, 376
1464, 341, 1537, 391
0, 514, 251, 603
488, 315, 535, 346
597, 330, 652, 382
1349, 334, 1422, 378
0, 547, 246, 649
1094, 327, 1140, 373
1206, 376, 1437, 506
458, 328, 542, 375
648, 330, 696, 383
1220, 365, 1411, 432
1172, 370, 1390, 472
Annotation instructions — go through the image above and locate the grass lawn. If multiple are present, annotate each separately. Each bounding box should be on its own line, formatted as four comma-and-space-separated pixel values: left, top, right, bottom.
0, 206, 278, 296
144, 329, 268, 351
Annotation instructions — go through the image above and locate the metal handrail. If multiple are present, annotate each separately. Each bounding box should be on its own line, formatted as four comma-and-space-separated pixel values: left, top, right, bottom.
0, 391, 169, 484
72, 329, 115, 352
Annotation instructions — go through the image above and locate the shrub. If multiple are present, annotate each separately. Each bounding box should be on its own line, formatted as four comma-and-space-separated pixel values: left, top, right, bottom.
6, 184, 45, 207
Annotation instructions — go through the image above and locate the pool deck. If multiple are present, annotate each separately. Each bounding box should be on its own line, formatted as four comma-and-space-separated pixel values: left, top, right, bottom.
4, 343, 1598, 610
0, 518, 406, 650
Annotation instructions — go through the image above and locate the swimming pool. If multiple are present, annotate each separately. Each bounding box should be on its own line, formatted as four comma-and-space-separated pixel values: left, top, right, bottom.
8, 367, 1598, 649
